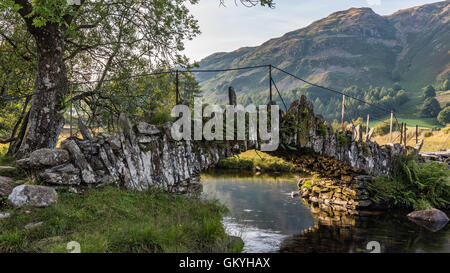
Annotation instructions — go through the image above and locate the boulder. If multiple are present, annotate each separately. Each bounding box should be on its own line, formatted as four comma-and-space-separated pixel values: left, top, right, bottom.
8, 185, 57, 207
407, 209, 449, 224
0, 176, 15, 198
16, 148, 70, 170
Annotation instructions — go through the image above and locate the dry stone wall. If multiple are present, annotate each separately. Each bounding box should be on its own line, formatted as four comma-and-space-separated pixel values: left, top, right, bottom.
16, 96, 412, 195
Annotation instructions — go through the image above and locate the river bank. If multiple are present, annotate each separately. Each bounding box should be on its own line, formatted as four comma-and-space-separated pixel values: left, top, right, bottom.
0, 186, 243, 253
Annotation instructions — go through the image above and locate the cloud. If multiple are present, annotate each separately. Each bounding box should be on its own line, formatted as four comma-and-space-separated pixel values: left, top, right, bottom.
367, 0, 381, 6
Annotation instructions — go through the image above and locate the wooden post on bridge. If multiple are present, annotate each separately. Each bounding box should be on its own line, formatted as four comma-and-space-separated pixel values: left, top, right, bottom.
416, 125, 419, 144
389, 111, 393, 143
269, 65, 273, 103
400, 122, 404, 145
404, 123, 407, 146
341, 94, 345, 132
366, 114, 370, 136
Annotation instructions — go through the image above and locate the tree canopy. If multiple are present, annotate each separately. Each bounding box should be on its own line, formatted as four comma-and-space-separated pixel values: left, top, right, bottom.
0, 0, 275, 155
422, 85, 436, 98
420, 97, 441, 118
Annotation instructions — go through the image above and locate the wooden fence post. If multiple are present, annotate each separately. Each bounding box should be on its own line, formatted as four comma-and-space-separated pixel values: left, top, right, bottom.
269, 65, 273, 103
400, 122, 404, 145
366, 114, 370, 136
389, 111, 393, 143
404, 123, 407, 146
416, 125, 418, 144
341, 94, 345, 132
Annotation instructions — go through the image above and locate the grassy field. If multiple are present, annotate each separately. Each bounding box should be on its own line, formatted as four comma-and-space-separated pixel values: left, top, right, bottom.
216, 150, 301, 173
0, 187, 243, 253
371, 126, 450, 152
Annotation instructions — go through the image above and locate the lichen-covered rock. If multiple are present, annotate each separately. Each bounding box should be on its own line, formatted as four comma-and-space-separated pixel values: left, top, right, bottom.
8, 185, 57, 207
136, 122, 160, 135
0, 176, 15, 198
17, 148, 70, 170
39, 164, 81, 185
61, 140, 97, 184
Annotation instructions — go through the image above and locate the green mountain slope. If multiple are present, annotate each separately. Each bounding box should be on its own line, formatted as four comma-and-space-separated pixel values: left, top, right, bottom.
197, 1, 450, 110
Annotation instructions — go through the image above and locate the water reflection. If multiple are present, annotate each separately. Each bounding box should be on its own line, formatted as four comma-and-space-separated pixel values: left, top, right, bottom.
201, 170, 314, 253
280, 208, 450, 253
201, 171, 450, 253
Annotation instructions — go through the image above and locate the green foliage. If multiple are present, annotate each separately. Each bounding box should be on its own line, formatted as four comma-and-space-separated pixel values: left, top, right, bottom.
301, 179, 313, 190
373, 120, 395, 136
420, 97, 441, 118
422, 85, 436, 98
0, 187, 240, 253
337, 132, 350, 146
441, 79, 450, 91
392, 83, 402, 92
437, 106, 450, 125
368, 156, 450, 210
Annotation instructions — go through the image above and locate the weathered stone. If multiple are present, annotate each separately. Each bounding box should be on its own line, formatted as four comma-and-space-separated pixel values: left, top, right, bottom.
39, 164, 81, 185
0, 212, 11, 219
0, 176, 15, 198
17, 148, 70, 170
8, 185, 57, 207
61, 140, 97, 184
407, 209, 449, 223
119, 113, 135, 143
78, 118, 93, 141
24, 221, 44, 230
136, 122, 160, 135
107, 135, 122, 150
355, 200, 372, 208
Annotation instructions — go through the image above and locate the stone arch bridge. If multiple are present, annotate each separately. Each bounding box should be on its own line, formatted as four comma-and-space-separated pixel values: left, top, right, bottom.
17, 96, 414, 199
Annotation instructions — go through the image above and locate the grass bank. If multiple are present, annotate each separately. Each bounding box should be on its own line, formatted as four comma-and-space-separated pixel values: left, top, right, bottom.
216, 150, 301, 173
0, 187, 243, 253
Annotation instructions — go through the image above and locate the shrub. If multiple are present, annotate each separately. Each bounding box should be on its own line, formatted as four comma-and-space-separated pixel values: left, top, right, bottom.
422, 85, 436, 98
437, 106, 450, 125
420, 97, 441, 118
368, 155, 450, 210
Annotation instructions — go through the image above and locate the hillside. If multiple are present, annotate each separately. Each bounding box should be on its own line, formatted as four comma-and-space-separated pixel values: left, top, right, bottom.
196, 1, 450, 114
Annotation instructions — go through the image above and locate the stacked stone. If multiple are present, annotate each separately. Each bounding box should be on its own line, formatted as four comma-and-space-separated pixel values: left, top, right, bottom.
299, 175, 373, 214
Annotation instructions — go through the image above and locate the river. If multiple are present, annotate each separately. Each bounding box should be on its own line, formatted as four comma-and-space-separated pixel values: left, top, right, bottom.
201, 170, 450, 253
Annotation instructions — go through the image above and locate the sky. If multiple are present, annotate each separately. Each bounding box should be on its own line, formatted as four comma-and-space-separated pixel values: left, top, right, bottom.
182, 0, 441, 61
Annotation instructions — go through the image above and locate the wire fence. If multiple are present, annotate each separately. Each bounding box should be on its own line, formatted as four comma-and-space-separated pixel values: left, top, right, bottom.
0, 63, 436, 146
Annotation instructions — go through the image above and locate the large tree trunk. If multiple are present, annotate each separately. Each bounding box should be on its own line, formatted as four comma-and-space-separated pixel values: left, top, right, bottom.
15, 24, 67, 157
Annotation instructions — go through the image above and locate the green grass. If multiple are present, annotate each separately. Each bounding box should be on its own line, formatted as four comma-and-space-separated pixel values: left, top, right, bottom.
216, 150, 301, 173
0, 187, 243, 253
